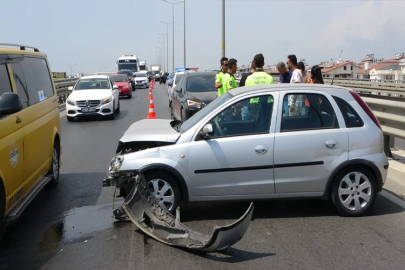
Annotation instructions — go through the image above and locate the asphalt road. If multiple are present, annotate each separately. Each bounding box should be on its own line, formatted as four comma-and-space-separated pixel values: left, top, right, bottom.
1, 83, 405, 270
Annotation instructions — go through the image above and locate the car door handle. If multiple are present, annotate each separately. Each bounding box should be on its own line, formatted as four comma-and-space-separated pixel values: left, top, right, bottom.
325, 140, 338, 149
255, 145, 268, 155
16, 117, 22, 124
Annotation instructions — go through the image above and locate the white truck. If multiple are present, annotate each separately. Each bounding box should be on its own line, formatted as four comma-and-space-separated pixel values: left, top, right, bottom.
117, 55, 139, 72
139, 61, 147, 71
150, 65, 161, 72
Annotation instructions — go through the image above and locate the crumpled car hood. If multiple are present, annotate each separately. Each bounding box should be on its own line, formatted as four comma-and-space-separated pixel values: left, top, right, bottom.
121, 173, 254, 252
120, 119, 180, 143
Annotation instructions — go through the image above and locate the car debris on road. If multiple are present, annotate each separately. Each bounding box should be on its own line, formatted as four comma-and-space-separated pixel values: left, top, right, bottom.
110, 172, 254, 252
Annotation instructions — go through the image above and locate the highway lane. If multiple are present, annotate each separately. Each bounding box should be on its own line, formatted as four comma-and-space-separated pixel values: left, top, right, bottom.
1, 83, 405, 270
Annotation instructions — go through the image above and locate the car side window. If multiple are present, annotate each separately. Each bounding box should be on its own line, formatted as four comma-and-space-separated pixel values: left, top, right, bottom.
0, 64, 12, 96
333, 96, 364, 128
209, 95, 274, 138
281, 93, 339, 132
11, 56, 52, 108
29, 57, 54, 100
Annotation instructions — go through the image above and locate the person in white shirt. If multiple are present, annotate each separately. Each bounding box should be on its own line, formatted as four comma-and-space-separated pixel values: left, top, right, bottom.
286, 54, 303, 115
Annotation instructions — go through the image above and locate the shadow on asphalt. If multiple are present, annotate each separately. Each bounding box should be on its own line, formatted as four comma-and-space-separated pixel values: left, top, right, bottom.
179, 191, 405, 222
186, 247, 275, 263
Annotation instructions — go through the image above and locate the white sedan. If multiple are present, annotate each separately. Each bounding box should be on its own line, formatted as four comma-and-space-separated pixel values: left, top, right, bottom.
66, 75, 120, 121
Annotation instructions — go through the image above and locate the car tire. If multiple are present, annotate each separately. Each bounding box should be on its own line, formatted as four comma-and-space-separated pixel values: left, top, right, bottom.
110, 104, 116, 120
128, 94, 132, 99
116, 100, 120, 114
47, 143, 60, 189
144, 171, 181, 215
169, 99, 172, 108
181, 108, 187, 122
67, 116, 74, 122
331, 166, 377, 217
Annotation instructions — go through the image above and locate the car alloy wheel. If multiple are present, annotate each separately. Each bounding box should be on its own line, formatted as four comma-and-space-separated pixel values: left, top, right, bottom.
47, 145, 60, 188
148, 179, 175, 212
331, 166, 376, 217
338, 172, 371, 211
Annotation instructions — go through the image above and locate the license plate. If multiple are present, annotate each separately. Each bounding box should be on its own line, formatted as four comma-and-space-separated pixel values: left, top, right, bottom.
81, 107, 96, 112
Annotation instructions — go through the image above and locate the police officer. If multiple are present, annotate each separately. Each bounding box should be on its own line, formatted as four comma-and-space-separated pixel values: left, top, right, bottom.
215, 57, 228, 97
222, 58, 238, 94
245, 53, 273, 86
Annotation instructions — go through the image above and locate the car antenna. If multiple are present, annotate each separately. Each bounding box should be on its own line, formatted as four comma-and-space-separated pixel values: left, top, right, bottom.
331, 49, 343, 86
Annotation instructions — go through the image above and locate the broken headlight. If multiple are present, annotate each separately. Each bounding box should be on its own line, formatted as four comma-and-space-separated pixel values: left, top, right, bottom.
109, 155, 124, 172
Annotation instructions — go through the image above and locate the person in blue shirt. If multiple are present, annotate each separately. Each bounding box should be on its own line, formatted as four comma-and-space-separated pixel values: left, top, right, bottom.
277, 62, 293, 116
277, 61, 292, 83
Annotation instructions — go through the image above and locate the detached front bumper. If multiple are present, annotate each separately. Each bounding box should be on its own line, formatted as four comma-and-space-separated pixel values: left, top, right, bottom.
103, 171, 254, 252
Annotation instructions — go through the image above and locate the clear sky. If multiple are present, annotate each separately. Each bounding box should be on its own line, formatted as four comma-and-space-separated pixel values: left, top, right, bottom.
2, 0, 404, 74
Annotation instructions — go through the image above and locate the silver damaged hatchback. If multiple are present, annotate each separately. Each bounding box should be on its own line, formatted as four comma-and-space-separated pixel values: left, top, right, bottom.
104, 84, 389, 217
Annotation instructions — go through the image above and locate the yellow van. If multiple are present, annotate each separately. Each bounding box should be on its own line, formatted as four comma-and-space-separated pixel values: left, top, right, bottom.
0, 44, 61, 246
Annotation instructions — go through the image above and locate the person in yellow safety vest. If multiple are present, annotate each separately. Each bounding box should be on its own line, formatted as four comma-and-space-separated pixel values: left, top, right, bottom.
222, 58, 238, 94
215, 57, 228, 97
245, 53, 273, 103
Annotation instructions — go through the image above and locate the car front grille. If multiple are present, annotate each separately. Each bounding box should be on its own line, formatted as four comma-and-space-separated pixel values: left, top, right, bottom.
76, 100, 101, 108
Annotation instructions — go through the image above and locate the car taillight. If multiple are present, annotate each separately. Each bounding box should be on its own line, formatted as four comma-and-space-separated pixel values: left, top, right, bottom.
349, 90, 381, 130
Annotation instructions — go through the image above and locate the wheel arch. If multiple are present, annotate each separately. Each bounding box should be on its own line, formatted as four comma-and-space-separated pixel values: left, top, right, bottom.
322, 159, 383, 200
140, 164, 190, 202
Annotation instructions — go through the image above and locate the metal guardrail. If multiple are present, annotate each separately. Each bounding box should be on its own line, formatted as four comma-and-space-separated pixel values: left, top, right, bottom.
323, 79, 405, 99
54, 78, 77, 109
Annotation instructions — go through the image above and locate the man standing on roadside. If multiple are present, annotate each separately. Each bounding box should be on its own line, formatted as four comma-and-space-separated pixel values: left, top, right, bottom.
277, 62, 292, 83
222, 58, 238, 95
245, 53, 273, 86
239, 63, 255, 87
287, 54, 303, 116
287, 54, 302, 83
215, 57, 228, 97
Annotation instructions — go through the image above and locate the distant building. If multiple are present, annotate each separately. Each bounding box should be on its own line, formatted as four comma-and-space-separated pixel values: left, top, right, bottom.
356, 53, 405, 80
321, 61, 361, 79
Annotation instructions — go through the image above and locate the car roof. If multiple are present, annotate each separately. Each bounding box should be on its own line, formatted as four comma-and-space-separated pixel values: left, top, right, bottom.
110, 74, 127, 76
80, 75, 109, 79
228, 83, 352, 97
186, 71, 216, 77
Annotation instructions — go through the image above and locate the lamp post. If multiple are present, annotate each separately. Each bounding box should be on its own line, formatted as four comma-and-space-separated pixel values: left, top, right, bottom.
161, 0, 183, 70
158, 32, 170, 72
157, 41, 165, 71
222, 0, 225, 57
71, 63, 78, 77
159, 20, 174, 71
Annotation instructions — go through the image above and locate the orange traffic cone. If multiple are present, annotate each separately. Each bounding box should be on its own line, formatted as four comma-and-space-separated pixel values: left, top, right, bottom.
149, 91, 153, 100
147, 97, 157, 119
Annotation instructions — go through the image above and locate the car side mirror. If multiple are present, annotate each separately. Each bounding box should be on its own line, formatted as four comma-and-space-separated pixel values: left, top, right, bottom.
200, 123, 214, 140
113, 85, 118, 90
0, 92, 23, 117
68, 86, 73, 91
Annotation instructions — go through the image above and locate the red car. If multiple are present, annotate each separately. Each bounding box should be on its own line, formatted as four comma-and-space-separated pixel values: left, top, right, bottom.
110, 74, 132, 98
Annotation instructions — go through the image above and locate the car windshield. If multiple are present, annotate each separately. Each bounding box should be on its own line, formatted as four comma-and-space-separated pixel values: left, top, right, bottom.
179, 93, 232, 133
75, 78, 110, 90
118, 70, 133, 77
186, 75, 216, 92
134, 72, 147, 77
147, 71, 153, 76
175, 74, 184, 84
110, 75, 128, 82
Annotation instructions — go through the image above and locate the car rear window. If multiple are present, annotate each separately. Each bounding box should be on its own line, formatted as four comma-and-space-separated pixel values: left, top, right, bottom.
333, 96, 364, 128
